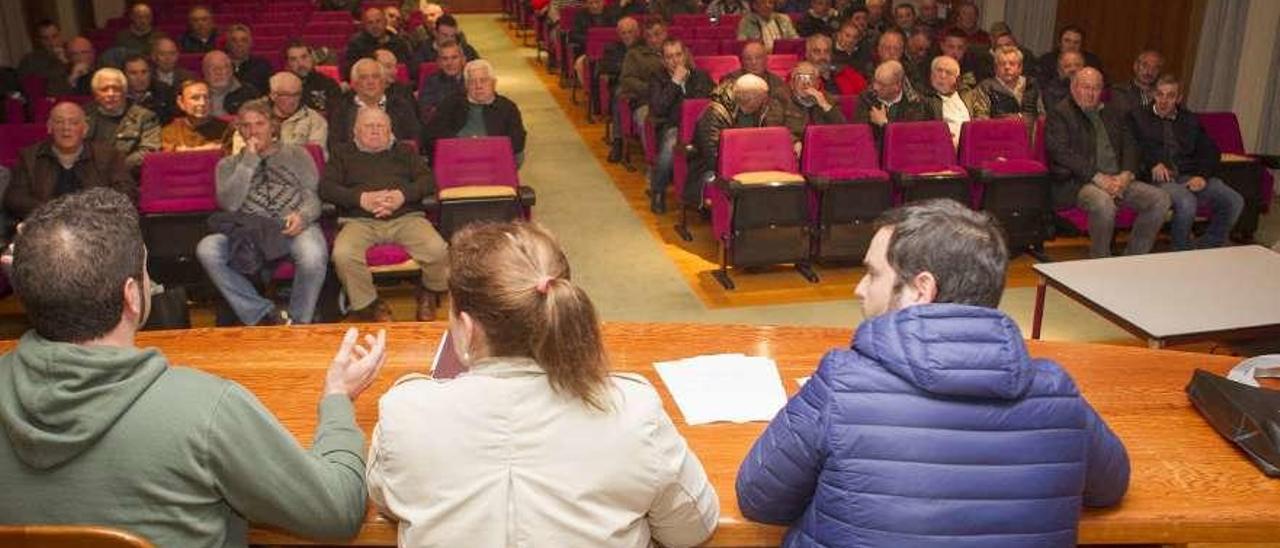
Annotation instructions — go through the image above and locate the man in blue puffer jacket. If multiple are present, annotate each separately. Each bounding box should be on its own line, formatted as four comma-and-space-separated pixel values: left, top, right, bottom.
737, 199, 1130, 547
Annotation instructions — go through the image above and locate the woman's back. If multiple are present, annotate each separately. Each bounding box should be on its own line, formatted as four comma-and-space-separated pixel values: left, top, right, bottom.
368, 357, 719, 548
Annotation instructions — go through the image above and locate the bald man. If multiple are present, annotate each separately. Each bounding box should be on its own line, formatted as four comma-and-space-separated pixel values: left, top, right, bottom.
203, 50, 263, 117
4, 103, 134, 220
114, 2, 166, 55
320, 107, 447, 322
687, 73, 787, 204
853, 60, 930, 147
345, 7, 414, 82
151, 37, 197, 87
1046, 67, 1170, 258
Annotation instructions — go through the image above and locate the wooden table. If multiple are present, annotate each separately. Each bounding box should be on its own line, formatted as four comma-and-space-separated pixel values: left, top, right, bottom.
1032, 245, 1280, 348
8, 322, 1279, 546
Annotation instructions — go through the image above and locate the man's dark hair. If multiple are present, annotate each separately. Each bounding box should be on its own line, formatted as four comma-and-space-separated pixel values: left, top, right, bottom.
851, 6, 869, 16
1057, 24, 1086, 42
284, 39, 315, 58
642, 15, 666, 30
122, 52, 151, 68
11, 189, 146, 342
437, 13, 458, 29
942, 27, 968, 42
894, 3, 916, 16
35, 19, 59, 32
873, 198, 1008, 308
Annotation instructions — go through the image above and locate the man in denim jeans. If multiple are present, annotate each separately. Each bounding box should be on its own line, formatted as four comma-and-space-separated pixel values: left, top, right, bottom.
197, 98, 327, 325
1130, 74, 1243, 250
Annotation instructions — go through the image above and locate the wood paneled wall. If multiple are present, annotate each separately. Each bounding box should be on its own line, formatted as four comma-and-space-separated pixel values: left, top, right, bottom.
1054, 0, 1206, 85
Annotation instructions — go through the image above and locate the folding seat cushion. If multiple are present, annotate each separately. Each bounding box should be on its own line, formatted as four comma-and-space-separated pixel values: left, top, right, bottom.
883, 121, 969, 204
802, 123, 891, 261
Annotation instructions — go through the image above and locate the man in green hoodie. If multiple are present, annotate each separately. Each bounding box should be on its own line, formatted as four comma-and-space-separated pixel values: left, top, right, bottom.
0, 188, 387, 546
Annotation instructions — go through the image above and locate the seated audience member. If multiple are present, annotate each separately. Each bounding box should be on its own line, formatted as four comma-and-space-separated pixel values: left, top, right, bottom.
367, 220, 719, 547
419, 2, 446, 29
603, 17, 642, 162
569, 0, 619, 96
922, 56, 988, 148
938, 27, 986, 90
177, 5, 218, 53
1131, 75, 1243, 250
737, 0, 799, 51
982, 25, 1040, 83
373, 48, 415, 102
796, 0, 841, 37
413, 14, 481, 66
200, 99, 327, 325
617, 17, 668, 153
17, 20, 68, 92
736, 198, 1130, 546
831, 20, 870, 72
706, 0, 750, 18
384, 5, 425, 50
1041, 50, 1084, 113
917, 0, 943, 28
902, 26, 932, 89
0, 189, 384, 546
947, 2, 990, 46
806, 33, 865, 96
84, 68, 161, 173
686, 74, 786, 205
977, 44, 1043, 122
151, 37, 197, 87
123, 53, 176, 124
782, 61, 846, 147
648, 0, 701, 22
891, 2, 918, 34
321, 107, 447, 322
63, 37, 97, 96
417, 41, 467, 122
1037, 25, 1104, 87
232, 72, 329, 157
859, 29, 912, 90
161, 79, 233, 151
345, 8, 415, 82
4, 103, 134, 220
327, 59, 422, 153
114, 3, 165, 56
853, 60, 929, 147
647, 39, 714, 213
425, 60, 527, 166
716, 40, 789, 103
204, 50, 262, 117
1046, 67, 1170, 258
286, 42, 341, 114
224, 25, 273, 93
1108, 50, 1163, 117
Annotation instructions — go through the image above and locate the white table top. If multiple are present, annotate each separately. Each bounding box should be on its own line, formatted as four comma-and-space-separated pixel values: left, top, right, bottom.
1034, 246, 1280, 340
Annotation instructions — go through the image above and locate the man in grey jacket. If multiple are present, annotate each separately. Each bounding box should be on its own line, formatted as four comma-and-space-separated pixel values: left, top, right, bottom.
0, 187, 386, 546
198, 98, 327, 326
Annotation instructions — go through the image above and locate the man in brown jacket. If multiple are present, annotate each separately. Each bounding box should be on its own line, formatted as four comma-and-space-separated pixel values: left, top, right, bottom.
4, 102, 134, 221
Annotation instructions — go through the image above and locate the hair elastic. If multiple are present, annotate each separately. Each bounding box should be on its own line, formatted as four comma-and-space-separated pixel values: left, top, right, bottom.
536, 276, 554, 294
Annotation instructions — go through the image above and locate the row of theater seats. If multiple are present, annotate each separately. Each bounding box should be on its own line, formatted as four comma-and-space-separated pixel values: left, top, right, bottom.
87, 0, 360, 54
659, 98, 1270, 289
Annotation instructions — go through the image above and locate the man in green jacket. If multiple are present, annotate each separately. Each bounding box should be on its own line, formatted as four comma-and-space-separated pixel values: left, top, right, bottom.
0, 188, 387, 547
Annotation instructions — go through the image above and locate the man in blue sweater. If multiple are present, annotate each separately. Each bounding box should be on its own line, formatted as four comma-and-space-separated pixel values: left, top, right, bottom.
737, 198, 1130, 547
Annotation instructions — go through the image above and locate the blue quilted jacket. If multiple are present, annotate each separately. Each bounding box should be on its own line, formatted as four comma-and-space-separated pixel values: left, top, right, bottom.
736, 304, 1130, 547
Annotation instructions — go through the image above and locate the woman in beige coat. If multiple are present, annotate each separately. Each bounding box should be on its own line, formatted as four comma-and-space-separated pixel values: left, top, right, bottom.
366, 221, 719, 547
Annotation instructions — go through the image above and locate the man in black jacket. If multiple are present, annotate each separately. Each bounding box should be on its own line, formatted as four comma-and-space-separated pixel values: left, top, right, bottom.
344, 7, 415, 86
224, 25, 273, 94
647, 39, 714, 213
1108, 50, 1162, 118
328, 59, 422, 154
1045, 67, 1169, 258
1130, 75, 1242, 250
286, 42, 341, 114
570, 0, 619, 95
423, 60, 527, 167
852, 60, 930, 149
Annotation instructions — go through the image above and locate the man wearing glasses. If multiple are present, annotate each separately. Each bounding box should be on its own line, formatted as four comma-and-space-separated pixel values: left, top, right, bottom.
233, 72, 329, 158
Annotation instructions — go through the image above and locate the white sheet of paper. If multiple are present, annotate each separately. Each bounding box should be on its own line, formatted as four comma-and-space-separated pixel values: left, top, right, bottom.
654, 353, 789, 425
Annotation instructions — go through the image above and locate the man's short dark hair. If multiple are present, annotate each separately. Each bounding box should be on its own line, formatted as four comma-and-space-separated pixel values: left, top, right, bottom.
1057, 24, 1085, 42
894, 3, 916, 16
284, 39, 314, 58
642, 15, 666, 30
123, 52, 151, 68
874, 199, 1008, 308
35, 19, 59, 32
437, 14, 458, 29
942, 27, 968, 42
11, 189, 146, 342
851, 6, 869, 16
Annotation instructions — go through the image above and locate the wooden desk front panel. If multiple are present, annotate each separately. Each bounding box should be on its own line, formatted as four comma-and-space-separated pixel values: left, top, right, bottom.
4, 323, 1277, 545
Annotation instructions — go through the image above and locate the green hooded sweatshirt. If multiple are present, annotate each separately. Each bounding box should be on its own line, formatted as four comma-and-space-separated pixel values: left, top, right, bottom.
0, 331, 367, 547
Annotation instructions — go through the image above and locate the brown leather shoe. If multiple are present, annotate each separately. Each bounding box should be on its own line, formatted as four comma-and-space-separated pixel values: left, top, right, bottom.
415, 288, 440, 322
346, 299, 393, 323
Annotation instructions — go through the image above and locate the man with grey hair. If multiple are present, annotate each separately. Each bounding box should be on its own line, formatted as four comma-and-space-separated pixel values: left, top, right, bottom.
976, 44, 1043, 122
1046, 67, 1170, 258
203, 50, 262, 117
232, 72, 329, 157
424, 60, 527, 166
4, 102, 134, 220
327, 58, 422, 153
321, 107, 448, 322
224, 24, 273, 93
922, 55, 988, 148
853, 59, 929, 147
84, 67, 161, 173
781, 61, 845, 147
686, 73, 786, 204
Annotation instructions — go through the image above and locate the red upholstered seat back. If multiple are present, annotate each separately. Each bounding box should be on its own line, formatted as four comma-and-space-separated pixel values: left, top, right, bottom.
139, 150, 223, 214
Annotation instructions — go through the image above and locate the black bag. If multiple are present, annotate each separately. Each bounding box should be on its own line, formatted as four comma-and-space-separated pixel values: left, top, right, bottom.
1185, 369, 1280, 477
143, 285, 191, 330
